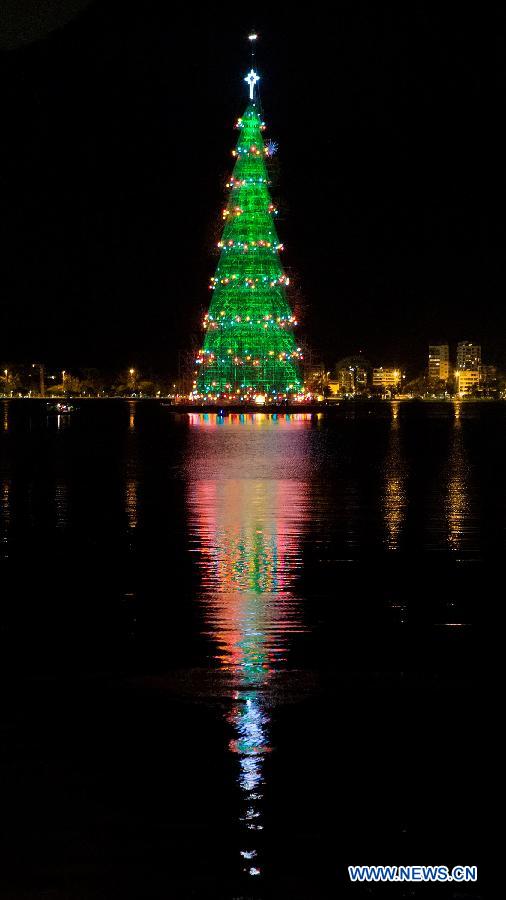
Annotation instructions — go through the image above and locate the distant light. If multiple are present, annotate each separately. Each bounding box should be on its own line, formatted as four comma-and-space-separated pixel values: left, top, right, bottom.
248, 33, 258, 41
254, 394, 266, 405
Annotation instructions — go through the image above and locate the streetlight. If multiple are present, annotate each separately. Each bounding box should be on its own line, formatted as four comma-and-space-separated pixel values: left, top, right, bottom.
128, 368, 137, 395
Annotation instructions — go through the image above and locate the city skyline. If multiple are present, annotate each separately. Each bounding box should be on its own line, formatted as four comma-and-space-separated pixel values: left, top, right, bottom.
1, 335, 503, 400
0, 335, 495, 394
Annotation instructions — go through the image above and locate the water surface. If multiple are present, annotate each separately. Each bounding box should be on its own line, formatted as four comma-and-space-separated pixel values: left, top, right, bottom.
0, 400, 497, 898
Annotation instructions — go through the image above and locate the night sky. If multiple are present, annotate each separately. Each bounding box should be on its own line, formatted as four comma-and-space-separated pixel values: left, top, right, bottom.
1, 1, 504, 375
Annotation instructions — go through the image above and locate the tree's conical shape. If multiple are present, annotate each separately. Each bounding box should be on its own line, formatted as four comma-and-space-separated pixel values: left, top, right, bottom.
195, 98, 302, 399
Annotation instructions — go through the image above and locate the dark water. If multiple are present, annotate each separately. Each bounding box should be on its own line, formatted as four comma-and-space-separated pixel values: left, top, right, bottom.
0, 400, 497, 898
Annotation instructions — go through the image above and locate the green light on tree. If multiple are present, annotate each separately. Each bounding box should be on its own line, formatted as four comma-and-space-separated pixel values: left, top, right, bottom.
196, 88, 302, 399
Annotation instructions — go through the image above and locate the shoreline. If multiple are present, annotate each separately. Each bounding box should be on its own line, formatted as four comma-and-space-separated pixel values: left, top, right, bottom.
1, 396, 503, 411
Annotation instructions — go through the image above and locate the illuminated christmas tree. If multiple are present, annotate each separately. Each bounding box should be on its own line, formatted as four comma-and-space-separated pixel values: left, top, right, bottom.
195, 45, 302, 400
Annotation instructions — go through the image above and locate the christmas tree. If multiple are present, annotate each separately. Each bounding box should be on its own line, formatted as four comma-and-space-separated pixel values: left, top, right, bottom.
195, 55, 302, 401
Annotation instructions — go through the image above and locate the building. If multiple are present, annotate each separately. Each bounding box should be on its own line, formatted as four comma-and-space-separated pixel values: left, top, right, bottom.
456, 342, 481, 371
335, 364, 368, 395
428, 344, 450, 381
327, 372, 353, 397
328, 355, 370, 396
455, 369, 480, 396
340, 368, 356, 394
372, 368, 402, 391
480, 365, 498, 387
480, 365, 500, 396
302, 363, 327, 396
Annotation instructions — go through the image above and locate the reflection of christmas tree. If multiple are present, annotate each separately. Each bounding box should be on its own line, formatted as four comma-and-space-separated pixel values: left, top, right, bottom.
195, 67, 302, 400
190, 475, 306, 880
185, 415, 313, 881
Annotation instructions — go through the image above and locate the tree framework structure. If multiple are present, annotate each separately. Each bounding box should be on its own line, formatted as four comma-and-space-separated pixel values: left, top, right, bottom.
195, 70, 302, 400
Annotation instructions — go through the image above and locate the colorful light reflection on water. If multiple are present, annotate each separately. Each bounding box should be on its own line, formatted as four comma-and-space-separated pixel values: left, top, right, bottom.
186, 413, 312, 880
